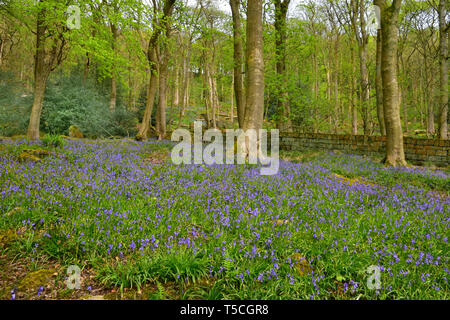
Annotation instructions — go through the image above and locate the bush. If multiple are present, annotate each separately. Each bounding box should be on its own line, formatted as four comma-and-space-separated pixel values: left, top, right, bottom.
41, 134, 66, 148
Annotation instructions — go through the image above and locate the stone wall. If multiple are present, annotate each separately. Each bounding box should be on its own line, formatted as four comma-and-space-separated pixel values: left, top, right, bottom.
280, 133, 450, 167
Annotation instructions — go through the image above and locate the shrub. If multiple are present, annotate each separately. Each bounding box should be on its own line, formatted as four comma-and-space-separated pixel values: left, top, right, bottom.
41, 134, 66, 148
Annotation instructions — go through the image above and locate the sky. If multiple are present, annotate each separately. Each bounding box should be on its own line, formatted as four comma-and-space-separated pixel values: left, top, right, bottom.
187, 0, 304, 17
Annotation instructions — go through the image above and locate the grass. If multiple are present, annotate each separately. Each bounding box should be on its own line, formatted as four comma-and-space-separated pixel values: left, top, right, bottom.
0, 138, 448, 300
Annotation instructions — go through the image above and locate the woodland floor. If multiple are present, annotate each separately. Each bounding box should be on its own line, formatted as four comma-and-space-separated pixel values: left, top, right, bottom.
0, 137, 448, 300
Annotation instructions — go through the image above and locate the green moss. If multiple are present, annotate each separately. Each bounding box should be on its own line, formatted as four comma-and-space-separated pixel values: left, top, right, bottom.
0, 229, 18, 247
291, 253, 313, 276
17, 268, 56, 291
68, 125, 83, 138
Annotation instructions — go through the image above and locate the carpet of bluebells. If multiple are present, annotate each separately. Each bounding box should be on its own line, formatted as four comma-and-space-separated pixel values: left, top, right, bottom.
0, 138, 449, 299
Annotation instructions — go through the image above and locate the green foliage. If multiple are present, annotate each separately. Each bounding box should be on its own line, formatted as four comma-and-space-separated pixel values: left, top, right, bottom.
0, 72, 32, 136
41, 133, 66, 148
41, 73, 138, 138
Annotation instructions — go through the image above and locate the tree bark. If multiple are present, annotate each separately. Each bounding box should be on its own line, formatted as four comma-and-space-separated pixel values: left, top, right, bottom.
137, 48, 159, 140
243, 0, 264, 131
27, 1, 66, 140
438, 0, 448, 139
375, 0, 406, 166
109, 18, 118, 113
178, 41, 191, 126
274, 0, 292, 132
376, 28, 386, 135
351, 0, 370, 135
136, 0, 175, 140
230, 0, 246, 129
27, 75, 47, 140
157, 48, 169, 140
351, 42, 358, 135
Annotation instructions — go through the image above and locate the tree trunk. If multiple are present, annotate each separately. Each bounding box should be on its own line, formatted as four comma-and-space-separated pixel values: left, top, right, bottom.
243, 0, 264, 131
27, 75, 47, 140
351, 42, 358, 135
178, 43, 191, 126
109, 21, 118, 113
83, 53, 90, 83
230, 73, 234, 122
424, 56, 435, 137
351, 0, 370, 135
173, 63, 180, 108
136, 0, 175, 140
438, 0, 448, 139
376, 0, 406, 166
358, 43, 370, 135
376, 28, 386, 135
230, 0, 246, 129
137, 49, 159, 140
274, 0, 292, 132
333, 35, 340, 133
157, 49, 169, 140
27, 3, 52, 140
110, 75, 117, 113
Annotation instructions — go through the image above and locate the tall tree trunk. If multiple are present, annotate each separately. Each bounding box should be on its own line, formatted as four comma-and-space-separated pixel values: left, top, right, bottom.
109, 20, 118, 113
230, 0, 246, 128
376, 28, 386, 135
204, 65, 217, 129
438, 0, 448, 139
173, 63, 180, 108
137, 48, 159, 140
136, 0, 175, 140
424, 56, 435, 137
351, 42, 358, 135
110, 76, 117, 113
27, 75, 47, 140
274, 0, 292, 132
375, 0, 406, 166
333, 35, 340, 133
358, 43, 370, 135
312, 50, 319, 133
83, 53, 90, 83
243, 0, 264, 131
27, 2, 53, 140
178, 43, 191, 126
402, 84, 408, 133
230, 73, 234, 122
157, 49, 169, 140
351, 0, 370, 135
